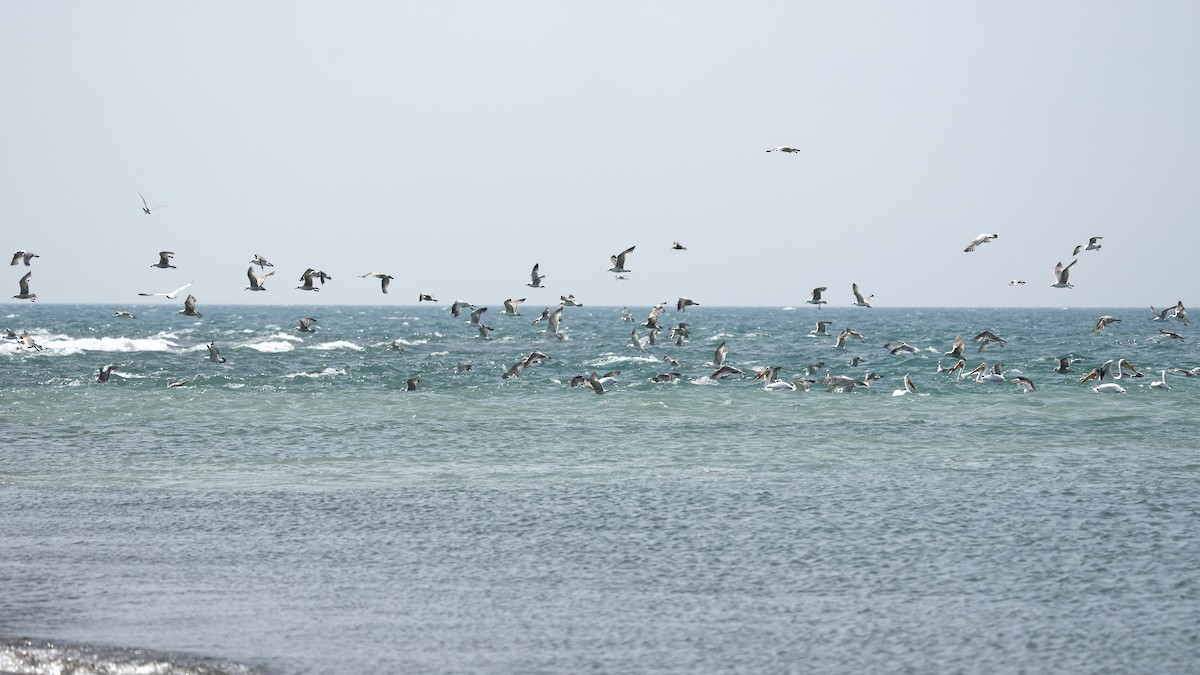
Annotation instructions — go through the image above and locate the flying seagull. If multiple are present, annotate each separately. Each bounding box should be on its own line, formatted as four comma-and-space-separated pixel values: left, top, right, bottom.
766, 146, 801, 153
609, 246, 635, 274
12, 272, 36, 301
296, 317, 318, 333
139, 280, 194, 299
10, 250, 38, 266
179, 294, 203, 318
206, 341, 225, 363
361, 272, 393, 294
1051, 259, 1078, 288
419, 293, 437, 302
527, 264, 545, 288
671, 241, 687, 250
296, 270, 322, 291
97, 364, 118, 382
1091, 315, 1121, 333
150, 251, 176, 269
851, 283, 873, 308
138, 191, 167, 214
245, 267, 275, 291
1072, 236, 1103, 256
807, 287, 827, 308
250, 254, 273, 268
963, 233, 998, 253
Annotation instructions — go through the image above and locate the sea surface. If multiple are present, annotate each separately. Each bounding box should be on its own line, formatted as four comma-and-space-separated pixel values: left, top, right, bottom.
2, 304, 1199, 674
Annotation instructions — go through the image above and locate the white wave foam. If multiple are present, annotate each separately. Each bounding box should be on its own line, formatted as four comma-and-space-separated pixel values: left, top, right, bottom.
283, 367, 347, 380
39, 336, 180, 355
244, 341, 295, 353
591, 354, 660, 367
306, 341, 364, 351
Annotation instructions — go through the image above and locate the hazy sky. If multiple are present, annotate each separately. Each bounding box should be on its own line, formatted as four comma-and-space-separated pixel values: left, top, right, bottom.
3, 2, 1198, 308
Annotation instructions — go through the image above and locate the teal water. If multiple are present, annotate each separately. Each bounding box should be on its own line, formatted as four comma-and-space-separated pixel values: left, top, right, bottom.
2, 304, 1199, 673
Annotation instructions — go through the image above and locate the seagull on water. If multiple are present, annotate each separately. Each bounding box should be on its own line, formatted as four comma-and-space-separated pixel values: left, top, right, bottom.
963, 233, 998, 253
405, 376, 420, 391
96, 364, 118, 382
10, 251, 38, 266
12, 272, 36, 301
245, 267, 276, 291
361, 272, 394, 294
609, 246, 635, 274
1051, 259, 1078, 288
150, 251, 176, 269
139, 280, 194, 299
179, 294, 203, 318
851, 283, 873, 308
527, 264, 545, 288
114, 311, 135, 318
250, 254, 273, 268
807, 287, 827, 308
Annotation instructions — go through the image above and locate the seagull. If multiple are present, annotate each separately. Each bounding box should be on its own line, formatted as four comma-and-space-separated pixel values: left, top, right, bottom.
139, 280, 193, 299
545, 306, 564, 336
450, 300, 473, 317
97, 364, 118, 382
1053, 356, 1079, 374
1150, 370, 1171, 390
1073, 236, 1103, 255
765, 146, 801, 153
973, 330, 1006, 352
1159, 328, 1185, 340
167, 377, 190, 388
630, 330, 650, 352
1012, 376, 1037, 392
560, 294, 582, 307
386, 341, 405, 352
891, 374, 917, 397
945, 335, 966, 359
585, 372, 607, 394
245, 267, 275, 291
419, 293, 438, 302
206, 341, 225, 363
296, 270, 321, 291
1092, 315, 1121, 333
963, 233, 998, 253
12, 272, 36, 301
711, 365, 746, 380
301, 268, 332, 285
150, 251, 176, 269
114, 311, 135, 318
809, 321, 832, 337
614, 274, 629, 281
676, 297, 699, 312
885, 341, 919, 355
405, 376, 420, 391
179, 294, 203, 318
807, 287, 827, 308
620, 307, 634, 322
1051, 259, 1078, 288
713, 340, 730, 367
9, 250, 38, 266
469, 306, 488, 324
663, 354, 682, 368
250, 254, 274, 268
1009, 279, 1026, 286
296, 317, 318, 333
609, 246, 635, 273
361, 272, 393, 294
851, 283, 873, 308
137, 190, 167, 214
527, 264, 545, 288
15, 331, 42, 351
477, 324, 494, 339
671, 241, 687, 250
651, 372, 682, 383
501, 298, 525, 316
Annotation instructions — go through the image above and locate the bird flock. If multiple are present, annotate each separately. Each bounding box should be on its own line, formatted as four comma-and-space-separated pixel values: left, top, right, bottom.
3, 185, 1195, 395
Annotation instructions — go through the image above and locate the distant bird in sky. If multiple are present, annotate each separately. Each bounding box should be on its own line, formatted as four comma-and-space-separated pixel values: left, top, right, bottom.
150, 251, 176, 269
671, 241, 687, 250
301, 268, 332, 285
10, 250, 38, 266
807, 287, 827, 308
676, 297, 699, 312
851, 283, 873, 308
12, 272, 36, 301
1072, 236, 1103, 255
765, 146, 801, 153
139, 280, 193, 299
609, 246, 635, 274
1092, 315, 1121, 333
527, 264, 545, 288
296, 317, 317, 333
250, 254, 273, 268
1009, 279, 1026, 286
179, 294, 203, 317
559, 294, 582, 307
137, 190, 168, 214
418, 293, 437, 302
361, 272, 394, 294
963, 233, 998, 252
1051, 259, 1078, 288
245, 267, 275, 291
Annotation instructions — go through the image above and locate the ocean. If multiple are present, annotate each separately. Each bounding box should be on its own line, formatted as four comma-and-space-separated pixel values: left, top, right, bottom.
2, 303, 1198, 674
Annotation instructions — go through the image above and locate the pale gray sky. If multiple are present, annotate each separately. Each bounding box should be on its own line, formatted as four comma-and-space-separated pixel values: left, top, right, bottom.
3, 2, 1197, 308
